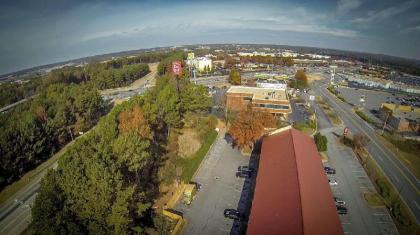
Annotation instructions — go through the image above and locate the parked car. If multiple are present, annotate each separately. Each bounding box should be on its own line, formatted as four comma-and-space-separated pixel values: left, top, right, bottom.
334, 197, 346, 206
328, 179, 338, 186
324, 166, 336, 174
336, 206, 348, 215
236, 171, 252, 178
238, 166, 254, 173
224, 209, 243, 220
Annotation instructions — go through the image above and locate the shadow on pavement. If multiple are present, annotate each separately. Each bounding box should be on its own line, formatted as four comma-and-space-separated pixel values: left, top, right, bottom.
230, 139, 262, 235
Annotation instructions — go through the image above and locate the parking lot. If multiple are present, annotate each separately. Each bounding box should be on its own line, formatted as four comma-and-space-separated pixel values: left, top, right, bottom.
321, 127, 398, 234
175, 133, 255, 235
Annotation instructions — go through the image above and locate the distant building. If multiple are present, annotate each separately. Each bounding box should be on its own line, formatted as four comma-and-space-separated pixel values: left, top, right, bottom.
187, 56, 212, 72
257, 79, 287, 90
226, 86, 291, 119
379, 103, 420, 134
247, 127, 343, 235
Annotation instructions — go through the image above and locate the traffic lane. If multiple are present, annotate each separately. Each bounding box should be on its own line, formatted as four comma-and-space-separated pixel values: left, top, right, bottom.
175, 133, 250, 235
0, 193, 35, 235
322, 129, 397, 235
318, 83, 420, 188
314, 83, 420, 222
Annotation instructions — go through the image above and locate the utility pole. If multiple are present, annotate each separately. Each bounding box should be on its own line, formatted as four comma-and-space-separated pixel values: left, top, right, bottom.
381, 111, 390, 135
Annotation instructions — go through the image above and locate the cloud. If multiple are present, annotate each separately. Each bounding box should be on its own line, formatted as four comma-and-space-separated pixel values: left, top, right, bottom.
352, 0, 419, 24
337, 0, 362, 13
400, 25, 420, 34
224, 16, 358, 38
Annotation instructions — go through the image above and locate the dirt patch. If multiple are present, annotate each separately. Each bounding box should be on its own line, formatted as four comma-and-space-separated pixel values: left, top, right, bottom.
178, 129, 202, 158
307, 73, 324, 82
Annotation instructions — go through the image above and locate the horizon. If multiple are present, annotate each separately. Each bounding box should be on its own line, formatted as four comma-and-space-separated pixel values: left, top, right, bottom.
1, 0, 420, 75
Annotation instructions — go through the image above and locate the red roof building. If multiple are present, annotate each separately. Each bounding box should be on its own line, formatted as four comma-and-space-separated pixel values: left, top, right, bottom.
247, 128, 343, 235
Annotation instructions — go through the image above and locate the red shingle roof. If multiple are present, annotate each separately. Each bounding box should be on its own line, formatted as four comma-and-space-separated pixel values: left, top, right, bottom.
247, 128, 343, 235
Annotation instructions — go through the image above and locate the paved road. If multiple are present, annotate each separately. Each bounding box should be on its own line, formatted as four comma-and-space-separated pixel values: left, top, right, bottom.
312, 79, 420, 223
175, 133, 252, 235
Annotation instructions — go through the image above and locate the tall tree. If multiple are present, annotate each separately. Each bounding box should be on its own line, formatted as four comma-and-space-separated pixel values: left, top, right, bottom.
228, 68, 241, 85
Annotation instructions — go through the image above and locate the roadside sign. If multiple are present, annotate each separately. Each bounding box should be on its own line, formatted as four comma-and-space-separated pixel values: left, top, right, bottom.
309, 95, 315, 101
344, 127, 349, 136
172, 61, 182, 77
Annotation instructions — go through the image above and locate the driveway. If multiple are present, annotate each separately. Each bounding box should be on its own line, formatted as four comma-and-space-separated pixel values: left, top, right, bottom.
174, 133, 252, 235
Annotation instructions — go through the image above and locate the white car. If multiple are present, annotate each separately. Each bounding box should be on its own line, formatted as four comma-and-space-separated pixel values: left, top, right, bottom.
329, 179, 338, 186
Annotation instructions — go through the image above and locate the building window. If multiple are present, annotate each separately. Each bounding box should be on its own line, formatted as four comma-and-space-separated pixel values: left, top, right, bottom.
256, 104, 289, 110
243, 97, 252, 101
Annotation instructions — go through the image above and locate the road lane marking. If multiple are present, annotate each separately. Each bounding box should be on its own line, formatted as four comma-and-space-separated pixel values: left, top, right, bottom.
414, 201, 420, 210
317, 85, 420, 195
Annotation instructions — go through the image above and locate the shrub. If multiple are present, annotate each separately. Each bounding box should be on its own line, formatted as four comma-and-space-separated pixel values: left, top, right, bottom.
314, 132, 328, 152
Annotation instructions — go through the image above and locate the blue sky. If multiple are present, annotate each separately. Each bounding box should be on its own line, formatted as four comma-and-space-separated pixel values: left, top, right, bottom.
0, 0, 419, 75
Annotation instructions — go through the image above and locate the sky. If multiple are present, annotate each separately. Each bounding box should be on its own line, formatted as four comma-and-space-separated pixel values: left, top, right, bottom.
0, 0, 419, 75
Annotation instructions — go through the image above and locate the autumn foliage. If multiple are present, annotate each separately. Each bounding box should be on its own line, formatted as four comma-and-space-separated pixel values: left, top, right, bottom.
118, 106, 153, 139
228, 105, 276, 150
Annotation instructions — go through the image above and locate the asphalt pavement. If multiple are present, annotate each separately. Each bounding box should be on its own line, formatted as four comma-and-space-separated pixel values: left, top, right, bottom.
175, 133, 252, 235
312, 79, 420, 223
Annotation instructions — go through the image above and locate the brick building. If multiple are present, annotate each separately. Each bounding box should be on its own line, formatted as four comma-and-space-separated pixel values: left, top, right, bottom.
226, 86, 291, 119
379, 103, 420, 134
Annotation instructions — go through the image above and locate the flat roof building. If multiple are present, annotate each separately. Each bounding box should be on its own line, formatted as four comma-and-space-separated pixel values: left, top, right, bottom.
226, 86, 291, 119
247, 127, 343, 235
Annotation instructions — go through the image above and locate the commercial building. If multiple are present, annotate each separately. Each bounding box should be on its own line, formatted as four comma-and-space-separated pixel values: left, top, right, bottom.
226, 86, 291, 119
379, 103, 420, 134
247, 127, 343, 235
187, 54, 213, 72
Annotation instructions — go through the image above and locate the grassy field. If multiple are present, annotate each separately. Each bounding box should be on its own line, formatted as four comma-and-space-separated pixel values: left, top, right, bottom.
293, 120, 316, 135
378, 134, 420, 179
178, 130, 218, 182
363, 192, 385, 207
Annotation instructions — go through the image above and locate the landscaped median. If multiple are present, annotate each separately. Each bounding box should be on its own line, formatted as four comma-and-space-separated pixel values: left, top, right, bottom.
316, 97, 342, 126
354, 109, 376, 125
343, 135, 419, 235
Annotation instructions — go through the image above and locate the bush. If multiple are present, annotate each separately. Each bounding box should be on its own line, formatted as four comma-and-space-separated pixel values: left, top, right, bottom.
355, 110, 375, 124
314, 132, 328, 152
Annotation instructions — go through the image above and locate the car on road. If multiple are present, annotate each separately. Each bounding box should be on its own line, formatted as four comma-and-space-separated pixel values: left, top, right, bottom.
328, 179, 338, 186
334, 197, 346, 206
238, 166, 254, 173
324, 166, 336, 174
336, 205, 348, 215
224, 209, 243, 220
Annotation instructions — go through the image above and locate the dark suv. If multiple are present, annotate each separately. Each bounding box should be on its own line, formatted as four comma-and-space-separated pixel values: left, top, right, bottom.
336, 206, 348, 215
324, 166, 336, 174
224, 209, 243, 220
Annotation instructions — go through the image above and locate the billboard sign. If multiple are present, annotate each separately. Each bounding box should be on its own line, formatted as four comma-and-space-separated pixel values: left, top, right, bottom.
172, 61, 182, 77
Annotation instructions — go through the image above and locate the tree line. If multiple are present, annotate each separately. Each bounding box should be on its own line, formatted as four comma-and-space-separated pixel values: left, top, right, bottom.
0, 53, 170, 190
31, 58, 213, 234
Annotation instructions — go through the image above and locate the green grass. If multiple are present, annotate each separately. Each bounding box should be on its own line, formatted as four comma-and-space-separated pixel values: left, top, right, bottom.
378, 134, 420, 179
293, 120, 316, 135
355, 110, 375, 125
363, 192, 385, 207
178, 130, 218, 182
356, 149, 419, 235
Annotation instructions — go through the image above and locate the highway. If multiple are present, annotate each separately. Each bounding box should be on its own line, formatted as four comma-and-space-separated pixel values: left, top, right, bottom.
312, 79, 420, 223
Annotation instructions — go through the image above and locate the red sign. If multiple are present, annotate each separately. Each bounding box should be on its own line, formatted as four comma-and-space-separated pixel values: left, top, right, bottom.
344, 127, 349, 136
172, 61, 182, 77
